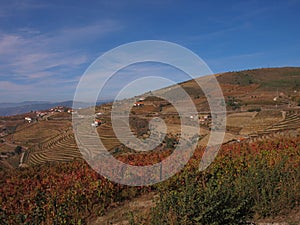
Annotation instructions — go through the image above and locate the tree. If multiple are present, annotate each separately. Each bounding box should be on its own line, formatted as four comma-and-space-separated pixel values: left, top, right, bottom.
14, 146, 22, 155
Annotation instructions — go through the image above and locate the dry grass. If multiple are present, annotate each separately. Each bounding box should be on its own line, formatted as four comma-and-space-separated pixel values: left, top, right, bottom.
90, 192, 157, 225
240, 111, 283, 135
0, 143, 16, 153
12, 120, 71, 147
226, 112, 258, 128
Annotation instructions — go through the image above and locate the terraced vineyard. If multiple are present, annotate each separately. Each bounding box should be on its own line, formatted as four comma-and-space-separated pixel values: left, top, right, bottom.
16, 109, 300, 167
97, 118, 152, 151
248, 111, 300, 142
25, 130, 81, 166
97, 123, 122, 150
262, 112, 300, 133
24, 117, 145, 165
239, 111, 283, 135
12, 120, 71, 147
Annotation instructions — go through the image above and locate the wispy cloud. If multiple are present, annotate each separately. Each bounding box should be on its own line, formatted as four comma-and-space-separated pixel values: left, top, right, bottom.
1, 21, 121, 72
0, 0, 50, 18
0, 32, 87, 81
0, 18, 123, 101
0, 75, 82, 102
0, 81, 29, 91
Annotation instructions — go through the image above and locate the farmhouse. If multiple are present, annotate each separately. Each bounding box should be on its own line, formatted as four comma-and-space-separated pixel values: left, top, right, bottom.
133, 98, 145, 107
36, 112, 47, 117
24, 117, 32, 123
91, 119, 102, 127
133, 101, 144, 107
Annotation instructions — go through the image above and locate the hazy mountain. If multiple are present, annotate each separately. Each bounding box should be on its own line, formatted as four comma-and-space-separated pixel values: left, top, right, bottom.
0, 101, 51, 109
0, 100, 111, 116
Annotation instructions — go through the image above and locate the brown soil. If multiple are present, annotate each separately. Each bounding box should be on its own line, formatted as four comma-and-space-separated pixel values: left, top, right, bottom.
90, 192, 157, 225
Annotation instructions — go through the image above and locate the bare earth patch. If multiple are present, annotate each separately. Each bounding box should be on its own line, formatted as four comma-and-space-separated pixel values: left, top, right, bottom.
90, 192, 158, 225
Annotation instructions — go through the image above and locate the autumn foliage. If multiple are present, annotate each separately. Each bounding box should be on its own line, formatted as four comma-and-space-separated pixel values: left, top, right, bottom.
0, 136, 299, 224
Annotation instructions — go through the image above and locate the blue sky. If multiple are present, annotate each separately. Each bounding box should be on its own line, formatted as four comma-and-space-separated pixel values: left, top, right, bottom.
0, 0, 299, 102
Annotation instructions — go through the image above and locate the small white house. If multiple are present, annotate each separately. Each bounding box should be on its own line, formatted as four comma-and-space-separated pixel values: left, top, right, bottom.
199, 118, 205, 123
91, 119, 101, 127
91, 122, 98, 127
25, 117, 32, 123
133, 101, 144, 107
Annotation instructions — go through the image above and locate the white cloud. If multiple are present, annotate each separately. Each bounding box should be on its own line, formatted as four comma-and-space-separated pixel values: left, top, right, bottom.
0, 0, 50, 17
0, 20, 123, 101
0, 21, 122, 77
0, 75, 82, 102
58, 20, 122, 42
0, 34, 22, 54
0, 81, 29, 91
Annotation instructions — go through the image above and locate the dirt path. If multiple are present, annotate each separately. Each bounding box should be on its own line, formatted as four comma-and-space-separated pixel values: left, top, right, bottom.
253, 207, 300, 225
90, 192, 158, 225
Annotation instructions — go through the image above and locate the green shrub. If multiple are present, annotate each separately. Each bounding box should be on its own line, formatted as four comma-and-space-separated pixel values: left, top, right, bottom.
151, 174, 252, 225
247, 108, 261, 112
149, 144, 300, 224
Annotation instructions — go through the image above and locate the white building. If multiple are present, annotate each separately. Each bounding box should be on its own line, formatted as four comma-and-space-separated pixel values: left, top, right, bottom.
25, 117, 32, 123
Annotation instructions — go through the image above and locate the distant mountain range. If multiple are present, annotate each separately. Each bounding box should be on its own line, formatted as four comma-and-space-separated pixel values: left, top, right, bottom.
0, 100, 111, 116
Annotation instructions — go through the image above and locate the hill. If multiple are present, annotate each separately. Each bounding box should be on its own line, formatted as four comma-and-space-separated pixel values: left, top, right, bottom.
0, 67, 300, 224
0, 67, 300, 169
175, 67, 300, 110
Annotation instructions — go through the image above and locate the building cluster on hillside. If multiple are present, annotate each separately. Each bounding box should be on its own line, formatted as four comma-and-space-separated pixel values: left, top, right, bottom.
36, 111, 47, 117
49, 106, 65, 113
67, 109, 77, 114
24, 111, 48, 123
189, 113, 211, 124
48, 106, 78, 114
24, 117, 32, 123
198, 113, 211, 123
91, 119, 102, 127
133, 98, 145, 107
24, 106, 75, 123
